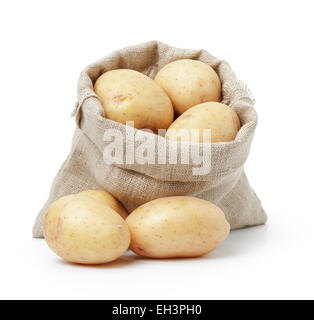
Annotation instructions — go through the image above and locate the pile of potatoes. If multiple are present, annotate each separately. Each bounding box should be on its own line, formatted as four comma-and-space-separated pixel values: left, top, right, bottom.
94, 59, 241, 142
44, 191, 230, 264
44, 59, 239, 264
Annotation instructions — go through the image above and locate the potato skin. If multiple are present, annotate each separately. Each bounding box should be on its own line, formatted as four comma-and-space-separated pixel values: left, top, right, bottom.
126, 196, 230, 258
155, 59, 221, 115
44, 194, 130, 264
79, 190, 128, 220
165, 102, 240, 143
94, 69, 174, 130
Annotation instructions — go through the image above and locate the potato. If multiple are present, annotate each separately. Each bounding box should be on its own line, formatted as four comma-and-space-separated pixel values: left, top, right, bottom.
126, 196, 230, 258
155, 59, 221, 115
94, 69, 174, 130
165, 102, 240, 143
79, 190, 128, 220
44, 194, 130, 264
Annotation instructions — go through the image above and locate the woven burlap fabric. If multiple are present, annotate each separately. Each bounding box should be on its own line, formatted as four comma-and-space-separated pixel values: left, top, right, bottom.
33, 41, 267, 238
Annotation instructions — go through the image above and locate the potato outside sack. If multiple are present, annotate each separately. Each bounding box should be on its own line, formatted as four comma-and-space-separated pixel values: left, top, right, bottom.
126, 196, 230, 259
44, 194, 130, 264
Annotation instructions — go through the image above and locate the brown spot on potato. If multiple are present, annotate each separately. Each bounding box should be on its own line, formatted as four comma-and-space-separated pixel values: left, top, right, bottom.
136, 246, 146, 254
112, 94, 131, 104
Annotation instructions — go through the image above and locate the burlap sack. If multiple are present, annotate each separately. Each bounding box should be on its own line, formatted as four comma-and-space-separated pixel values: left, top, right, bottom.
33, 41, 267, 238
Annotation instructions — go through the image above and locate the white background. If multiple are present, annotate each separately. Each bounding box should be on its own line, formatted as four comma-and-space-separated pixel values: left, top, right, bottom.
0, 0, 313, 300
